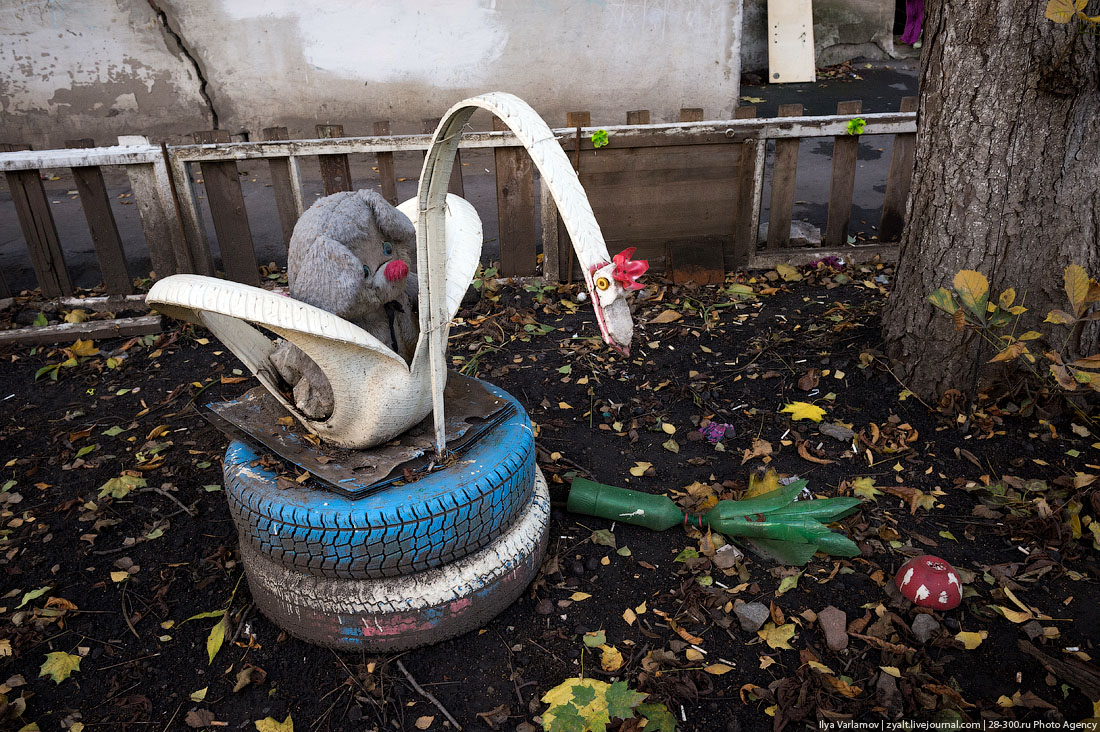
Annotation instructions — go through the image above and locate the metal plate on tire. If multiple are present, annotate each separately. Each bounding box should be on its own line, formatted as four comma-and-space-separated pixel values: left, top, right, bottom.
202, 373, 514, 498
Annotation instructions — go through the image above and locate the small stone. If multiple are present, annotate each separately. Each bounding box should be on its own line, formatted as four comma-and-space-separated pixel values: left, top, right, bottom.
1022, 620, 1044, 641
818, 605, 848, 651
911, 613, 941, 644
734, 602, 770, 633
819, 422, 855, 442
535, 598, 553, 615
585, 557, 599, 572
570, 561, 585, 577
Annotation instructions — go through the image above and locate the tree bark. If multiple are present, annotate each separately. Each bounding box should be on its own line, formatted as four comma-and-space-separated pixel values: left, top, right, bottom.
882, 0, 1100, 400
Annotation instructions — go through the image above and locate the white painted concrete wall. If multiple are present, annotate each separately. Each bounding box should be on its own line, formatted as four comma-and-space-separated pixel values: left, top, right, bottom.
1, 0, 746, 147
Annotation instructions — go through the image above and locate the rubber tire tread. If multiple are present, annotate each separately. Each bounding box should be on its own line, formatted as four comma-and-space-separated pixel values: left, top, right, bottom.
241, 469, 549, 650
223, 380, 535, 579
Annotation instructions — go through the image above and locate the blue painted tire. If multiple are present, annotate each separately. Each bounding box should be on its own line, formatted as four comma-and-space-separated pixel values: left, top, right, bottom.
240, 470, 549, 650
223, 380, 535, 579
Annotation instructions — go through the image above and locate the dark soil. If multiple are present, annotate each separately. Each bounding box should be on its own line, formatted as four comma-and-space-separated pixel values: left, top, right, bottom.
2, 261, 1099, 732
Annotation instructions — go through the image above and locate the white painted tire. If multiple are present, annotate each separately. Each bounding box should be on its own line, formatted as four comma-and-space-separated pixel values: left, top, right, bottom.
241, 469, 549, 650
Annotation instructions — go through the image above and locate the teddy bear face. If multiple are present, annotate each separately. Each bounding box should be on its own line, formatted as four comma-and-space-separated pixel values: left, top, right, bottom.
343, 220, 414, 311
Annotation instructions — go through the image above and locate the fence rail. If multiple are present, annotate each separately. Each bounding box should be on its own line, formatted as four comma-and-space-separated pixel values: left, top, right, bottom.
0, 99, 917, 301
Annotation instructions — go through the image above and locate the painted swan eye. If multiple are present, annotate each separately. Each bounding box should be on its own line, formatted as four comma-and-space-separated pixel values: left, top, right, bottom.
382, 241, 393, 256
362, 264, 371, 278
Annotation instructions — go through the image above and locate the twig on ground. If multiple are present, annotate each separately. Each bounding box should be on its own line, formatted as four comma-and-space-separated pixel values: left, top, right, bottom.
152, 484, 198, 517
396, 659, 462, 731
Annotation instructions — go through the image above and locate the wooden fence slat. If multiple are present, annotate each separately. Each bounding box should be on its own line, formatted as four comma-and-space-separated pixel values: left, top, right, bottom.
557, 112, 592, 281
765, 103, 804, 250
262, 127, 301, 251
679, 108, 705, 123
372, 121, 399, 205
493, 116, 536, 277
0, 314, 162, 345
880, 96, 918, 241
65, 139, 133, 294
1, 144, 73, 297
824, 100, 863, 247
0, 268, 11, 299
540, 176, 560, 282
626, 110, 650, 125
194, 130, 259, 286
730, 106, 759, 268
422, 119, 465, 196
316, 124, 353, 195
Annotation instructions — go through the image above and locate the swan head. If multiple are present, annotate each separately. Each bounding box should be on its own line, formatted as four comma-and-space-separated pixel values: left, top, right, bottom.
587, 247, 649, 356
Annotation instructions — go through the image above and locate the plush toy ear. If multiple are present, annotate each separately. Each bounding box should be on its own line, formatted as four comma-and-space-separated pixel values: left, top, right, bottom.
288, 234, 362, 319
357, 190, 415, 244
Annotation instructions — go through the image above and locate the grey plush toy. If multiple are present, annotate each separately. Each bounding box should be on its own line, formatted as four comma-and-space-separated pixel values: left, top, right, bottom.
270, 190, 418, 419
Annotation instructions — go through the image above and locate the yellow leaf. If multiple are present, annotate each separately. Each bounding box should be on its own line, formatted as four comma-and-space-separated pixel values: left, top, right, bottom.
780, 401, 826, 422
661, 423, 676, 434
207, 614, 228, 664
775, 263, 802, 282
558, 402, 573, 410
541, 678, 611, 731
635, 600, 647, 614
880, 666, 901, 678
807, 660, 834, 674
819, 674, 863, 698
649, 309, 682, 324
686, 648, 704, 661
39, 651, 81, 683
852, 477, 881, 501
110, 571, 129, 583
255, 715, 294, 732
64, 309, 88, 324
629, 461, 652, 477
996, 606, 1033, 623
704, 663, 735, 675
953, 270, 990, 320
955, 630, 987, 650
623, 608, 637, 625
570, 592, 592, 601
414, 716, 434, 730
599, 644, 624, 672
1066, 264, 1091, 317
190, 687, 208, 702
757, 622, 795, 650
759, 655, 777, 669
746, 468, 782, 498
69, 339, 99, 357
0, 639, 11, 657
998, 288, 1016, 308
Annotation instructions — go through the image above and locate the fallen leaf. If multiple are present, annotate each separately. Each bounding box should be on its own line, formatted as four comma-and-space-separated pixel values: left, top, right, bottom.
600, 644, 624, 672
39, 652, 81, 683
851, 477, 881, 501
570, 592, 592, 601
780, 401, 826, 422
741, 438, 773, 465
629, 461, 652, 477
255, 715, 294, 732
880, 666, 901, 678
757, 622, 795, 650
649, 310, 682, 324
955, 630, 987, 650
705, 663, 735, 675
414, 716, 434, 730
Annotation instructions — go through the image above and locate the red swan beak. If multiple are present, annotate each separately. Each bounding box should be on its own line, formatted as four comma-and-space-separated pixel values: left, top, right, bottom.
612, 247, 648, 291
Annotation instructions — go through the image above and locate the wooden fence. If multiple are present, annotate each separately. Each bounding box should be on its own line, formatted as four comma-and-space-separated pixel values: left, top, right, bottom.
0, 98, 916, 299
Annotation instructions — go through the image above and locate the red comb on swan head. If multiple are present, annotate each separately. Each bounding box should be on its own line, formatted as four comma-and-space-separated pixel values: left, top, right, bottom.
612, 247, 648, 291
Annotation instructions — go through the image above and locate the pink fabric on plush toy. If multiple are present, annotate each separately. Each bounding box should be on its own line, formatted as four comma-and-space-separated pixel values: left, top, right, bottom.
385, 259, 409, 282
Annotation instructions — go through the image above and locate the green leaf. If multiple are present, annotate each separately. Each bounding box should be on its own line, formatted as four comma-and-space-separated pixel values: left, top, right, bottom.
183, 609, 226, 624
39, 651, 81, 683
928, 287, 959, 314
32, 312, 48, 327
572, 683, 598, 706
34, 364, 59, 381
590, 529, 616, 549
75, 444, 97, 459
557, 364, 572, 375
674, 548, 699, 562
582, 630, 606, 648
541, 678, 612, 732
103, 425, 126, 436
591, 129, 610, 149
98, 474, 146, 499
637, 703, 678, 732
606, 680, 648, 720
18, 585, 52, 609
207, 614, 228, 664
846, 117, 866, 135
776, 572, 802, 596
952, 270, 989, 322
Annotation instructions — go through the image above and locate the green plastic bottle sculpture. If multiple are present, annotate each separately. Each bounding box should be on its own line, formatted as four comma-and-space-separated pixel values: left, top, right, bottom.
567, 477, 861, 566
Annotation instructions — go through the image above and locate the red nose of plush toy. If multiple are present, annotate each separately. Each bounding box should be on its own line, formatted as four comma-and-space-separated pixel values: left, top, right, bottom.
384, 260, 409, 282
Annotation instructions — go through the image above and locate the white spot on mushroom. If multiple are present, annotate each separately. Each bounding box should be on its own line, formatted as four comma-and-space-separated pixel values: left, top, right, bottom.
915, 584, 930, 601
938, 590, 950, 604
947, 572, 961, 596
901, 567, 914, 588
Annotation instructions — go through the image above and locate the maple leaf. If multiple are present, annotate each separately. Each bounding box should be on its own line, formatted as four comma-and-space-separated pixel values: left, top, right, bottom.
255, 715, 294, 732
757, 622, 795, 650
851, 477, 881, 501
780, 401, 826, 422
605, 681, 647, 719
541, 678, 612, 732
39, 651, 81, 683
599, 644, 624, 672
637, 702, 678, 732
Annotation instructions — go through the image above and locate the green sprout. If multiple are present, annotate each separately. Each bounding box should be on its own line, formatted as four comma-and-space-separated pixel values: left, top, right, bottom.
591, 129, 610, 148
846, 117, 866, 136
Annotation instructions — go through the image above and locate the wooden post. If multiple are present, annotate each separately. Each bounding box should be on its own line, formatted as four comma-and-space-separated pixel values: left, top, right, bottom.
679, 108, 705, 123
766, 103, 804, 250
557, 111, 591, 281
262, 126, 302, 251
626, 110, 650, 125
65, 139, 134, 294
824, 100, 863, 247
1, 144, 73, 297
880, 96, 918, 242
422, 118, 465, 196
373, 121, 399, 205
730, 106, 759, 269
316, 124, 353, 195
493, 116, 537, 276
194, 130, 259, 285
540, 176, 560, 282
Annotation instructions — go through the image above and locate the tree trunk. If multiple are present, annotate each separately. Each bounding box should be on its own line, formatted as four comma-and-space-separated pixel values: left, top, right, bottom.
882, 0, 1100, 400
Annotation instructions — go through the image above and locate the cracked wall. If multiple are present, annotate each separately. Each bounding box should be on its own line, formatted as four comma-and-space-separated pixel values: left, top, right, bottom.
0, 0, 747, 148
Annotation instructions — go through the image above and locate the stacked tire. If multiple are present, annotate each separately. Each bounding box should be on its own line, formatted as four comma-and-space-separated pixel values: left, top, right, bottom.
222, 379, 549, 650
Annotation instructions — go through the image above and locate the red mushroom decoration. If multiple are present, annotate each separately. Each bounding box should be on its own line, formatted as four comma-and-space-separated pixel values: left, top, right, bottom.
895, 555, 963, 610
611, 247, 649, 291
